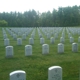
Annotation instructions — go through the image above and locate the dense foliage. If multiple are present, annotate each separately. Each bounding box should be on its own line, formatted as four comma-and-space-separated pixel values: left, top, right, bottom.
0, 5, 80, 27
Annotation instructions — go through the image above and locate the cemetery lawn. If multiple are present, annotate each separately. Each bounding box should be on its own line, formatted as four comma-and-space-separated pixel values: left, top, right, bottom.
0, 27, 80, 80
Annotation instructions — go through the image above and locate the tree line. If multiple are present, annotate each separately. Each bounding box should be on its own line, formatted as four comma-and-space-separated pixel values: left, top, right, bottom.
0, 5, 80, 27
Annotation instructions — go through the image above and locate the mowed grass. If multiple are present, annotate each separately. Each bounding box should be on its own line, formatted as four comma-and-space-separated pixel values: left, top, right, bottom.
0, 27, 80, 80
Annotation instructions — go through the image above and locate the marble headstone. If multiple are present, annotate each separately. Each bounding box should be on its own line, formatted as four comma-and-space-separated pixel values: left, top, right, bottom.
70, 37, 74, 43
29, 38, 34, 45
40, 38, 45, 45
42, 44, 49, 54
6, 46, 13, 58
17, 38, 22, 45
72, 43, 78, 52
78, 37, 80, 42
25, 45, 32, 56
22, 34, 26, 40
58, 43, 64, 53
4, 38, 10, 46
48, 66, 62, 80
10, 70, 26, 80
50, 37, 55, 44
60, 37, 64, 43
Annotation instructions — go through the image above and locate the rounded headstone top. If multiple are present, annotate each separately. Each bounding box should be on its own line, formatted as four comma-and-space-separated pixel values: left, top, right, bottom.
72, 43, 77, 44
49, 66, 62, 70
58, 43, 63, 45
10, 70, 26, 76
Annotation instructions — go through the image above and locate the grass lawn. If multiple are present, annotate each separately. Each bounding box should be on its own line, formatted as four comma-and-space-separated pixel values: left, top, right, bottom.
0, 27, 80, 80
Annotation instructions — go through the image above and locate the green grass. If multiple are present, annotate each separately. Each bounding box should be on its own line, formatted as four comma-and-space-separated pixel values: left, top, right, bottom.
0, 27, 80, 80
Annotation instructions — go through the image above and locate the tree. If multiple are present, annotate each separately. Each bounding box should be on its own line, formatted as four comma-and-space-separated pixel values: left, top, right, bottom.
0, 20, 8, 27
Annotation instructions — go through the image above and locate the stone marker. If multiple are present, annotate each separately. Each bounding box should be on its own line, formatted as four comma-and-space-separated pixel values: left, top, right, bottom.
58, 43, 64, 53
48, 66, 62, 80
3, 34, 7, 39
18, 32, 21, 36
72, 43, 78, 52
39, 34, 42, 38
13, 34, 17, 40
10, 70, 26, 80
47, 33, 50, 39
17, 38, 22, 45
22, 34, 26, 40
42, 44, 49, 54
78, 37, 80, 42
60, 37, 65, 43
31, 34, 34, 39
29, 38, 34, 45
70, 37, 74, 43
50, 37, 55, 44
6, 46, 13, 58
4, 38, 10, 46
40, 38, 45, 44
25, 45, 32, 56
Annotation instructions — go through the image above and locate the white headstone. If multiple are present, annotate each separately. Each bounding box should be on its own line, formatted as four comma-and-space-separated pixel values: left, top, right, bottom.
17, 38, 22, 45
70, 37, 74, 43
25, 45, 32, 56
39, 34, 42, 38
18, 32, 21, 36
3, 34, 7, 39
50, 37, 55, 44
42, 44, 49, 54
72, 43, 78, 52
60, 37, 65, 43
58, 43, 64, 53
31, 34, 34, 39
6, 46, 13, 58
78, 37, 80, 42
13, 34, 17, 40
22, 34, 26, 40
29, 38, 34, 45
4, 38, 10, 46
47, 33, 50, 39
48, 66, 62, 80
40, 38, 45, 44
10, 70, 26, 80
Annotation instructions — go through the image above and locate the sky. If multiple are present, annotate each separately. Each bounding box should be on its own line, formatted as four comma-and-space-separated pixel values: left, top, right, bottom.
0, 0, 80, 13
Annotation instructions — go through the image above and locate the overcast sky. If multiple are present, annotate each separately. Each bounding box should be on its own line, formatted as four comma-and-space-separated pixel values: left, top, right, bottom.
0, 0, 80, 13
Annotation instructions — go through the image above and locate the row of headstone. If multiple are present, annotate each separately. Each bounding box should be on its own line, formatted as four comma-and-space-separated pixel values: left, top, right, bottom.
9, 66, 62, 80
5, 42, 78, 58
5, 45, 32, 58
37, 28, 43, 38
3, 27, 80, 46
2, 28, 8, 39
5, 28, 33, 41
67, 27, 79, 35
4, 38, 34, 46
40, 27, 63, 40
